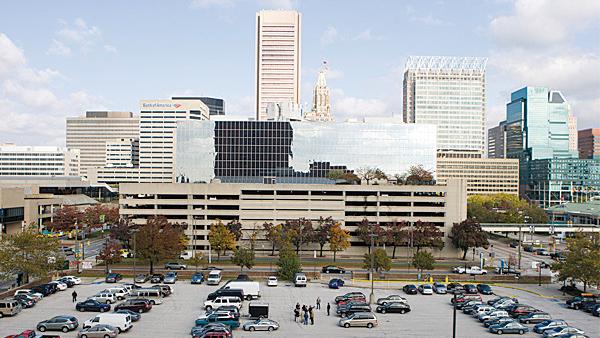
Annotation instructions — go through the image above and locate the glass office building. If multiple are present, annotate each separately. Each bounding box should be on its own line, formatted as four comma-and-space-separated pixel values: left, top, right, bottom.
175, 120, 437, 183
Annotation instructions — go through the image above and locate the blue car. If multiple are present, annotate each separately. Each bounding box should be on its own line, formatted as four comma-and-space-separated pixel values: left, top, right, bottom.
76, 299, 111, 312
191, 272, 204, 284
328, 278, 345, 289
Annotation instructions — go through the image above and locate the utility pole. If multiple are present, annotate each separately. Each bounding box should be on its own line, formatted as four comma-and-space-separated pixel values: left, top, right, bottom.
370, 232, 375, 305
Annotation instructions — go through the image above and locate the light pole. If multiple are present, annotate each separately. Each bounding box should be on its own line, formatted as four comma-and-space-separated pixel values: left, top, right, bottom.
131, 229, 138, 285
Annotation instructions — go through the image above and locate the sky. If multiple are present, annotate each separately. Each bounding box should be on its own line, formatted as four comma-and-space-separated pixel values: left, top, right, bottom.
0, 0, 598, 146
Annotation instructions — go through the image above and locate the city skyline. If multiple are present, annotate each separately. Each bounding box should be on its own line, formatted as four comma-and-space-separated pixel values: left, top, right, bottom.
0, 0, 598, 146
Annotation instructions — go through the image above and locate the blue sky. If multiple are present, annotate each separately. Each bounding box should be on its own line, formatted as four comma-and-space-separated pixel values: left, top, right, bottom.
0, 0, 598, 145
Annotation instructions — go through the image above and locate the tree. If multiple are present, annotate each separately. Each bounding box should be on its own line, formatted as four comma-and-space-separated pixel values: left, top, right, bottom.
412, 251, 435, 274
450, 218, 489, 260
363, 248, 392, 273
231, 247, 255, 271
247, 226, 260, 251
551, 233, 600, 292
283, 218, 314, 254
356, 218, 377, 254
329, 223, 351, 261
327, 169, 360, 184
276, 243, 301, 281
357, 167, 388, 184
467, 194, 548, 224
262, 222, 281, 256
135, 216, 185, 274
0, 224, 63, 283
208, 220, 236, 261
188, 253, 204, 272
49, 205, 83, 232
404, 165, 434, 184
226, 219, 243, 241
110, 218, 135, 248
97, 239, 122, 273
83, 204, 120, 229
386, 221, 409, 259
411, 221, 444, 252
314, 217, 334, 257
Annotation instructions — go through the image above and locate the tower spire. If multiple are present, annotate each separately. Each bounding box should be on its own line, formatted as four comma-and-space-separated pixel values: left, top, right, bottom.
305, 61, 333, 122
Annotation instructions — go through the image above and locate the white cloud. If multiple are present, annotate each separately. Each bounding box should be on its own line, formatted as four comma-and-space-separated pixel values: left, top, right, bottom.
47, 18, 115, 55
353, 29, 384, 41
490, 0, 600, 48
227, 95, 254, 115
258, 0, 296, 9
47, 39, 72, 56
191, 0, 234, 8
331, 88, 388, 119
0, 34, 26, 76
103, 44, 117, 53
320, 26, 338, 46
18, 68, 62, 85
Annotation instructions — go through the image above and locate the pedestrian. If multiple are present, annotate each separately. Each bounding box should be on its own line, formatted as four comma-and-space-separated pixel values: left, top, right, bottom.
294, 308, 299, 322
316, 297, 321, 309
327, 302, 331, 316
296, 302, 301, 311
302, 304, 307, 313
71, 290, 77, 302
309, 306, 315, 325
303, 310, 308, 325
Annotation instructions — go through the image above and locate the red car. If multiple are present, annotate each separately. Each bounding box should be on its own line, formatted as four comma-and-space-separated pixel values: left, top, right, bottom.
451, 294, 482, 304
199, 332, 232, 338
337, 297, 366, 307
5, 330, 60, 338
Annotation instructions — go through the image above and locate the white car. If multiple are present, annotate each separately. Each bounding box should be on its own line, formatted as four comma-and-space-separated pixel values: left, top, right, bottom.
418, 284, 433, 295
203, 296, 242, 311
453, 266, 488, 275
14, 289, 43, 301
49, 281, 68, 291
88, 292, 117, 304
62, 275, 82, 285
267, 276, 278, 287
103, 287, 129, 300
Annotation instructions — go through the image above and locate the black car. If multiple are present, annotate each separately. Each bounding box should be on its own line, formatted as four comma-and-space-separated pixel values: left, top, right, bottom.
524, 245, 535, 252
592, 304, 600, 317
105, 273, 123, 283
463, 284, 478, 294
207, 288, 245, 301
150, 274, 164, 283
57, 278, 75, 287
376, 302, 411, 314
447, 283, 464, 294
403, 284, 418, 295
13, 296, 35, 308
518, 312, 551, 324
152, 284, 172, 297
477, 284, 493, 295
581, 300, 600, 312
322, 265, 346, 274
236, 274, 251, 281
75, 299, 111, 312
337, 304, 371, 317
32, 284, 54, 296
566, 295, 598, 310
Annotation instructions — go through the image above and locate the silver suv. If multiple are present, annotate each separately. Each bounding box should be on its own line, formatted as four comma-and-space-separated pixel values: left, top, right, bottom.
37, 315, 79, 332
164, 262, 187, 270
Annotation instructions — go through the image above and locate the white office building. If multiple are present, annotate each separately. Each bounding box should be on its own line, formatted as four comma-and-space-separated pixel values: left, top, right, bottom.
255, 10, 301, 121
105, 138, 138, 168
403, 56, 487, 157
0, 144, 80, 177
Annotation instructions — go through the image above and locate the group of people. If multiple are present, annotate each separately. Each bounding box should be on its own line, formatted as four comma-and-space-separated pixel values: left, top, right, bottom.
294, 297, 331, 325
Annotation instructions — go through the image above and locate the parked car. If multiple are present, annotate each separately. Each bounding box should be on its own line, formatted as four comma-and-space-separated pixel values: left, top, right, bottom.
57, 277, 75, 287
163, 271, 177, 284
13, 295, 36, 308
337, 304, 372, 317
328, 278, 345, 289
335, 292, 366, 304
484, 316, 515, 328
403, 284, 418, 295
14, 289, 43, 301
542, 327, 585, 338
479, 310, 510, 322
150, 274, 164, 283
31, 284, 54, 296
87, 292, 116, 304
452, 294, 482, 305
105, 273, 122, 283
337, 297, 367, 307
114, 298, 152, 313
266, 276, 278, 287
242, 318, 280, 331
447, 283, 464, 294
536, 248, 550, 256
477, 284, 493, 295
191, 323, 232, 338
37, 315, 79, 333
236, 274, 251, 281
461, 301, 484, 313
152, 284, 172, 297
322, 265, 346, 274
593, 304, 600, 317
164, 262, 187, 270
376, 302, 410, 314
204, 296, 242, 311
76, 299, 111, 312
462, 284, 477, 294
508, 304, 541, 318
62, 275, 82, 285
488, 296, 514, 306
337, 301, 369, 312
581, 300, 600, 312
519, 312, 552, 324
209, 306, 241, 320
454, 266, 488, 275
489, 321, 529, 335
495, 298, 520, 310
195, 312, 240, 328
338, 312, 378, 328
418, 284, 433, 295
433, 282, 447, 294
115, 309, 141, 321
534, 319, 569, 334
191, 273, 205, 284
76, 323, 119, 338
48, 281, 68, 291
376, 295, 407, 306
134, 274, 150, 283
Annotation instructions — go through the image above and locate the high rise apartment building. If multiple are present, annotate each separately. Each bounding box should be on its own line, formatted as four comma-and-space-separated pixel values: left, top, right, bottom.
487, 121, 506, 158
578, 128, 600, 159
255, 10, 301, 121
0, 144, 80, 177
66, 111, 139, 177
304, 65, 332, 122
403, 56, 487, 156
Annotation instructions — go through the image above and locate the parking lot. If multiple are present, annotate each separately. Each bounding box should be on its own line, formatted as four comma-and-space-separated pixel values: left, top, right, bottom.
1, 276, 598, 338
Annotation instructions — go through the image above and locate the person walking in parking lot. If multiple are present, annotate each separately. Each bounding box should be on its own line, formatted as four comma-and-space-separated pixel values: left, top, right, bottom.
316, 297, 321, 309
309, 306, 315, 325
327, 302, 330, 316
71, 290, 77, 302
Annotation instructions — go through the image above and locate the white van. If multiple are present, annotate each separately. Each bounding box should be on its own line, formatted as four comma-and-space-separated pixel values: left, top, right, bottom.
221, 281, 260, 300
203, 296, 242, 310
104, 287, 129, 300
294, 273, 307, 287
129, 288, 163, 305
83, 313, 132, 333
207, 270, 222, 285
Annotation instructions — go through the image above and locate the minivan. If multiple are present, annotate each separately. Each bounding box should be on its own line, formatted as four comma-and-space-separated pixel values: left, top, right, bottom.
294, 273, 307, 287
83, 313, 132, 333
0, 299, 22, 317
207, 270, 222, 285
338, 312, 377, 328
130, 288, 163, 305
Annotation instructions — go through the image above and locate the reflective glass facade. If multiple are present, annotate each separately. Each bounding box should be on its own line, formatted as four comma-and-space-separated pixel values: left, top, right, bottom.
176, 120, 437, 183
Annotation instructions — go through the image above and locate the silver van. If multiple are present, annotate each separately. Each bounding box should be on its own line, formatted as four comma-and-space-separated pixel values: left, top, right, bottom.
129, 288, 163, 305
0, 299, 22, 317
338, 311, 378, 328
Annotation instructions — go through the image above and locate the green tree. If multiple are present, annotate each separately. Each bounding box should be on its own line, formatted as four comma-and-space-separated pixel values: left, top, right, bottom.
0, 224, 63, 283
386, 220, 409, 259
450, 218, 489, 260
404, 165, 434, 184
314, 217, 334, 257
208, 220, 236, 261
328, 222, 351, 261
135, 216, 185, 274
363, 248, 392, 273
467, 194, 548, 223
231, 247, 255, 271
412, 251, 435, 274
262, 222, 281, 256
97, 239, 122, 273
552, 233, 600, 292
226, 219, 243, 241
276, 243, 301, 281
326, 169, 360, 184
283, 218, 314, 254
188, 253, 204, 272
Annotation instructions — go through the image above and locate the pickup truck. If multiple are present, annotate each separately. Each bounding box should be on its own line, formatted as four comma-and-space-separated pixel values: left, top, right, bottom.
453, 266, 488, 275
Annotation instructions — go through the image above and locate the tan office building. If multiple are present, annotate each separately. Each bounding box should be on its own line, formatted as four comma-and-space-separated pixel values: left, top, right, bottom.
436, 157, 519, 195
578, 128, 600, 159
119, 180, 467, 257
255, 10, 301, 120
